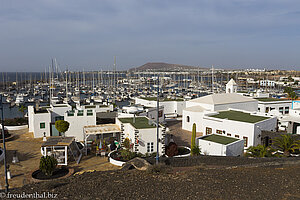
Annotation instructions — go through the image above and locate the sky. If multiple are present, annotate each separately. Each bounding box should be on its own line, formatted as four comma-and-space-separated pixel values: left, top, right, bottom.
1, 0, 300, 71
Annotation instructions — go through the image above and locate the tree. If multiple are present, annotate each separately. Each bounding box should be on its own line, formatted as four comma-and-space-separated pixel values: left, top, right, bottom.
191, 123, 196, 149
18, 105, 27, 118
273, 134, 299, 156
55, 120, 70, 136
246, 145, 275, 157
284, 87, 298, 100
39, 156, 58, 176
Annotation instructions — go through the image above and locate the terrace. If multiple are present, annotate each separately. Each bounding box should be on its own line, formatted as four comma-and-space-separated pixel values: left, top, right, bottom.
210, 110, 269, 123
118, 117, 156, 129
201, 134, 239, 145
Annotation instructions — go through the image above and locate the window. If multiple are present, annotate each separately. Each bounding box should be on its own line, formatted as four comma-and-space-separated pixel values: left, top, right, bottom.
186, 116, 190, 122
279, 107, 284, 114
55, 116, 64, 121
258, 108, 260, 112
40, 122, 45, 129
67, 111, 74, 116
77, 110, 84, 116
206, 127, 212, 135
243, 136, 248, 147
227, 133, 231, 137
285, 107, 289, 114
216, 130, 222, 134
265, 107, 269, 113
235, 135, 239, 138
87, 110, 93, 116
147, 142, 154, 153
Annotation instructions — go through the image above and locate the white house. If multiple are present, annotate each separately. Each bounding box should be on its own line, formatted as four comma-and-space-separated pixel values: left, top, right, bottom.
260, 80, 276, 87
135, 97, 186, 117
197, 134, 244, 156
257, 98, 292, 116
279, 105, 300, 134
199, 109, 277, 149
182, 93, 258, 132
28, 104, 97, 141
116, 116, 166, 155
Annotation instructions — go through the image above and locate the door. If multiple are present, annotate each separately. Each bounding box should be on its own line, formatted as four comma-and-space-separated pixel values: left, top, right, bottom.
51, 123, 60, 136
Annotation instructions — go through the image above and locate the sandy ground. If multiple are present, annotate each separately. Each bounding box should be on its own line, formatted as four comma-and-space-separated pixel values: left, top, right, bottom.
0, 120, 199, 189
0, 129, 120, 189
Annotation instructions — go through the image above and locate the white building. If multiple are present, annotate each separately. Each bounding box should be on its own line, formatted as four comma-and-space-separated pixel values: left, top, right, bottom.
135, 97, 186, 117
197, 134, 244, 156
257, 98, 292, 116
199, 110, 277, 149
260, 80, 276, 87
279, 105, 300, 134
226, 79, 237, 93
182, 93, 258, 132
116, 116, 166, 155
28, 104, 96, 141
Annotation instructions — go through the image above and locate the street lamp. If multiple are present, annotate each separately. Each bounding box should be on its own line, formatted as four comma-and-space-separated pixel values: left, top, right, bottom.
0, 94, 9, 192
156, 74, 160, 165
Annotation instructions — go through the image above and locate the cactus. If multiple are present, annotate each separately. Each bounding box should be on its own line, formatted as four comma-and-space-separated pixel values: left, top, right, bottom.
39, 156, 58, 176
191, 123, 196, 149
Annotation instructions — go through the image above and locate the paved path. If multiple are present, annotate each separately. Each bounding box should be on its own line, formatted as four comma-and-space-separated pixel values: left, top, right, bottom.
0, 129, 120, 189
166, 119, 202, 147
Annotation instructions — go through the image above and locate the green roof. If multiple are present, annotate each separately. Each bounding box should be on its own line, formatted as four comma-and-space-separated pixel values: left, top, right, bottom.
118, 117, 156, 129
256, 98, 290, 102
201, 134, 239, 145
210, 110, 269, 123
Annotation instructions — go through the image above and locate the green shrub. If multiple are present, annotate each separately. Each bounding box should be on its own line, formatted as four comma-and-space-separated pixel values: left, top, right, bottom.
245, 145, 275, 157
55, 120, 70, 135
191, 146, 201, 156
123, 138, 130, 149
120, 149, 136, 161
39, 156, 58, 176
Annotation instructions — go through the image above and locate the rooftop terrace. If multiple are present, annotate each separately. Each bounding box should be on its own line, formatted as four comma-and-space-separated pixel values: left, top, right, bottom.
210, 110, 269, 123
118, 117, 156, 129
201, 134, 239, 145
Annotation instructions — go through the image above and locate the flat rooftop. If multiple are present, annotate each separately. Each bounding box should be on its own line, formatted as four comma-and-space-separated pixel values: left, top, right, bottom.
201, 134, 239, 145
118, 117, 156, 129
210, 110, 269, 123
256, 98, 290, 102
140, 97, 183, 101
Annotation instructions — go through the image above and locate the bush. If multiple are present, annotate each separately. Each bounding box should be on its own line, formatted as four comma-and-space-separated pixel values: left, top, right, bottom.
39, 156, 58, 176
191, 146, 201, 156
123, 138, 130, 149
120, 149, 136, 161
3, 118, 28, 126
245, 145, 275, 157
55, 120, 70, 134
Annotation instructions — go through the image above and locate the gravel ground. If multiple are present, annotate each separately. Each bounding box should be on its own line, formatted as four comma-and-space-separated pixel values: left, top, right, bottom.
9, 162, 300, 200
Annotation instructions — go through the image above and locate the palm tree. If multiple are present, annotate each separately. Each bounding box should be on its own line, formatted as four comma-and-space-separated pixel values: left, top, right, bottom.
246, 145, 275, 157
273, 134, 299, 156
18, 105, 27, 118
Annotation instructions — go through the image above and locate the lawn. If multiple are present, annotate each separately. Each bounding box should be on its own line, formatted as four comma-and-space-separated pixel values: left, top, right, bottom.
256, 98, 289, 102
201, 134, 239, 145
118, 117, 156, 129
210, 110, 269, 123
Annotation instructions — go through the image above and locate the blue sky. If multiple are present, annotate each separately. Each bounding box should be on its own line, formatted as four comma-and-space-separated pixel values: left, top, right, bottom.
1, 0, 300, 71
